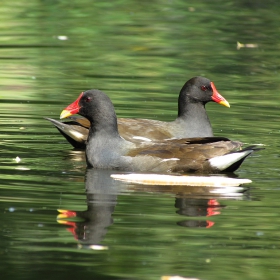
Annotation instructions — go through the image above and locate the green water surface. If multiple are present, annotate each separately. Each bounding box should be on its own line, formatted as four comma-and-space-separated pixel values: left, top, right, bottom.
1, 1, 280, 279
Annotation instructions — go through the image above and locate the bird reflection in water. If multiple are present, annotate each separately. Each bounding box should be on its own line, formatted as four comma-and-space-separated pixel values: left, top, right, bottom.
175, 197, 222, 228
57, 169, 121, 249
57, 169, 249, 247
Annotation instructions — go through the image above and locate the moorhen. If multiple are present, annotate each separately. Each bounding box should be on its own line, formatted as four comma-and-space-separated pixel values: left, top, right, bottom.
46, 76, 230, 149
59, 89, 260, 173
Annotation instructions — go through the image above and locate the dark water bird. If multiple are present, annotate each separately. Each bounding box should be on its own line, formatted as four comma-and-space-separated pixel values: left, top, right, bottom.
46, 76, 230, 149
58, 89, 260, 173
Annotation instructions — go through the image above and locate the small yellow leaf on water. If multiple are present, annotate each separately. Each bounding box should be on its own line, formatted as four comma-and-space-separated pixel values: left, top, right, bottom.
19, 127, 25, 130
237, 41, 258, 50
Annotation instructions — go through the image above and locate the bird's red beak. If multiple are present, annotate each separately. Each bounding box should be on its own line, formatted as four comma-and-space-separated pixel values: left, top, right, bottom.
210, 82, 230, 108
60, 92, 84, 119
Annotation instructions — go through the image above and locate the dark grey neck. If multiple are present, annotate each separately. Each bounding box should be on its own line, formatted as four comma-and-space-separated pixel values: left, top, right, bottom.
86, 108, 133, 156
176, 101, 213, 137
89, 119, 120, 139
86, 106, 120, 139
86, 121, 135, 169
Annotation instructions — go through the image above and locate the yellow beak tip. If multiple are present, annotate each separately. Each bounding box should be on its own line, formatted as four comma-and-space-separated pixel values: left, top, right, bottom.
60, 110, 71, 119
219, 101, 230, 108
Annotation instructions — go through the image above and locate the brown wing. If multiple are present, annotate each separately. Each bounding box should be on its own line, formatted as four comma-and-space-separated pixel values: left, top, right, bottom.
68, 116, 173, 141
69, 117, 230, 143
127, 138, 243, 173
118, 118, 173, 140
55, 117, 222, 147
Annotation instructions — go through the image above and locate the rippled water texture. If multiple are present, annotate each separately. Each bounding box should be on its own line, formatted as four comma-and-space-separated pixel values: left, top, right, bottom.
1, 1, 280, 279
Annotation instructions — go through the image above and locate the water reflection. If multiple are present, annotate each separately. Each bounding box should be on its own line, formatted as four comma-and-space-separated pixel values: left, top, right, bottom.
175, 197, 222, 228
57, 169, 121, 247
57, 169, 249, 246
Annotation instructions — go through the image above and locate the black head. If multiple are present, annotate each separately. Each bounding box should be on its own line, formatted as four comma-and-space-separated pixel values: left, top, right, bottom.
61, 89, 118, 132
177, 76, 229, 117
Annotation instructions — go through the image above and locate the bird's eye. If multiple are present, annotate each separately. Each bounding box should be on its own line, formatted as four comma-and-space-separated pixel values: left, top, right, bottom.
85, 96, 91, 102
201, 85, 207, 91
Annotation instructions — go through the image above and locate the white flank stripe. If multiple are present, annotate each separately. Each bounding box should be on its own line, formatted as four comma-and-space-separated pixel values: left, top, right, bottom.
162, 158, 179, 162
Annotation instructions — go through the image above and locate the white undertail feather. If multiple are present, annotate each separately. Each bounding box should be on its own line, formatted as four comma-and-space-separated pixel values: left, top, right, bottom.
209, 150, 253, 171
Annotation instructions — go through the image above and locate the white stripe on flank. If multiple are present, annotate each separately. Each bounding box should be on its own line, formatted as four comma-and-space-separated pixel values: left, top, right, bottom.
162, 158, 179, 162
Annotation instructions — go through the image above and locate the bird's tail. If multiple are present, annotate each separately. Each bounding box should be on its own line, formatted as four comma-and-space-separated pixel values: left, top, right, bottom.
209, 145, 263, 172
